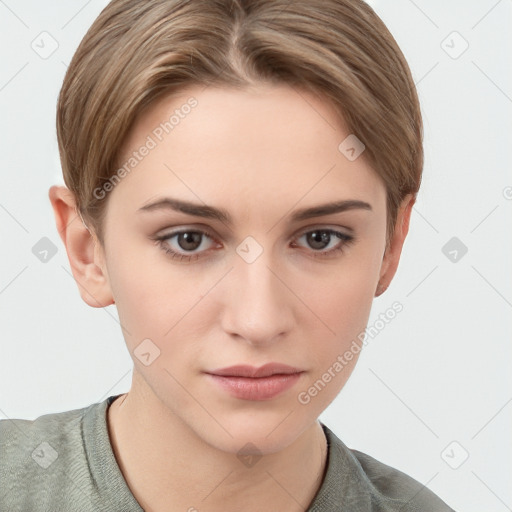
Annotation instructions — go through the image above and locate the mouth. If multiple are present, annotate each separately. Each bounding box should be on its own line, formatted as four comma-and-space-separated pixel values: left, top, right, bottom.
207, 363, 303, 378
204, 363, 304, 401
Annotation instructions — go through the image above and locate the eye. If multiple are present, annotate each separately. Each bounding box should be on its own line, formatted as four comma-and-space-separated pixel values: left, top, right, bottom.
152, 227, 355, 263
292, 228, 354, 258
153, 228, 218, 262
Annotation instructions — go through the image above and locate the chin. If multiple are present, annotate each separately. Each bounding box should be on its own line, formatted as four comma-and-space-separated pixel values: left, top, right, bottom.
192, 409, 313, 456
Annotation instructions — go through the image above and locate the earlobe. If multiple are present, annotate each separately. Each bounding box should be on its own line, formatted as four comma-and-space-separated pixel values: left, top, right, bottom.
375, 194, 416, 297
48, 185, 114, 308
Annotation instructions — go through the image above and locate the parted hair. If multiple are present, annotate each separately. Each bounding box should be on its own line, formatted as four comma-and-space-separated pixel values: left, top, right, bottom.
56, 0, 423, 248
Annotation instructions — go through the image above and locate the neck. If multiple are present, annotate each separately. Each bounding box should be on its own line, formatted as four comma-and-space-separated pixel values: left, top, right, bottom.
107, 377, 328, 512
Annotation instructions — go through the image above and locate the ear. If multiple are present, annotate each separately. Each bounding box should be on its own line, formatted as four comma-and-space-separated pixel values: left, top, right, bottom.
375, 193, 415, 297
48, 185, 114, 307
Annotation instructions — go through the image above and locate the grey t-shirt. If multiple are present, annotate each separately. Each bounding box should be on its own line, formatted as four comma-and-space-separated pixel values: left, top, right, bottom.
0, 394, 455, 511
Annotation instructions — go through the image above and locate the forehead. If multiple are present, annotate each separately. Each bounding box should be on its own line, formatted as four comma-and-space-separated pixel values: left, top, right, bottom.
109, 83, 385, 223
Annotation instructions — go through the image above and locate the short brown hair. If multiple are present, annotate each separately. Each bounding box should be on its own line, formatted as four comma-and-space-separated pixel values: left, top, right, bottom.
56, 0, 423, 248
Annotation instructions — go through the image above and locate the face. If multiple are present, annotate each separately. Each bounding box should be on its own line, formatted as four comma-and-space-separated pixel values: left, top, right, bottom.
97, 83, 390, 454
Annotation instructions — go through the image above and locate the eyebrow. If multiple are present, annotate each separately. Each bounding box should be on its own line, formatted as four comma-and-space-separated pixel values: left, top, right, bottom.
137, 197, 372, 224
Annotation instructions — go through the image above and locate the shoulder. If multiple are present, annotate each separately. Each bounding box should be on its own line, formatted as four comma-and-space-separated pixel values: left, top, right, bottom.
0, 401, 101, 511
319, 424, 456, 511
349, 448, 454, 511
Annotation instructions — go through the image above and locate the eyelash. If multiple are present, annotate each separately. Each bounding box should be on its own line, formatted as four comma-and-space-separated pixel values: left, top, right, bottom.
152, 227, 355, 263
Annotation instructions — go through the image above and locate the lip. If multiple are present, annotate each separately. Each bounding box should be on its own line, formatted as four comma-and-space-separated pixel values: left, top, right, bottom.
205, 363, 304, 401
207, 363, 303, 378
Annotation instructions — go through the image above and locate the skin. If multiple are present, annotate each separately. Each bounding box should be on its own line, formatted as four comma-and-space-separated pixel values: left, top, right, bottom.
49, 83, 414, 512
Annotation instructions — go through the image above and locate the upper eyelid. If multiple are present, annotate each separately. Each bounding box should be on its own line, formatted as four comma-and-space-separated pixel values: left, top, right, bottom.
157, 223, 353, 238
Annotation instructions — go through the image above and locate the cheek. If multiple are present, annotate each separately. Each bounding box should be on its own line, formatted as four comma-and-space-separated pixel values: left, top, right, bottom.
105, 245, 176, 343
309, 284, 372, 378
303, 251, 380, 332
106, 248, 214, 376
294, 269, 374, 413
297, 246, 381, 375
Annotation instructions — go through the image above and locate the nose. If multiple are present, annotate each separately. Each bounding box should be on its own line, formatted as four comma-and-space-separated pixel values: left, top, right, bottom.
219, 249, 295, 348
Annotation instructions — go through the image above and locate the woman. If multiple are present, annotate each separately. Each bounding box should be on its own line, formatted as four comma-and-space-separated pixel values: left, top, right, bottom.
0, 0, 455, 510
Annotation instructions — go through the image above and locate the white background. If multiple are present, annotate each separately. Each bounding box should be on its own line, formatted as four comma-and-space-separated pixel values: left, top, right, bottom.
0, 1, 511, 510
